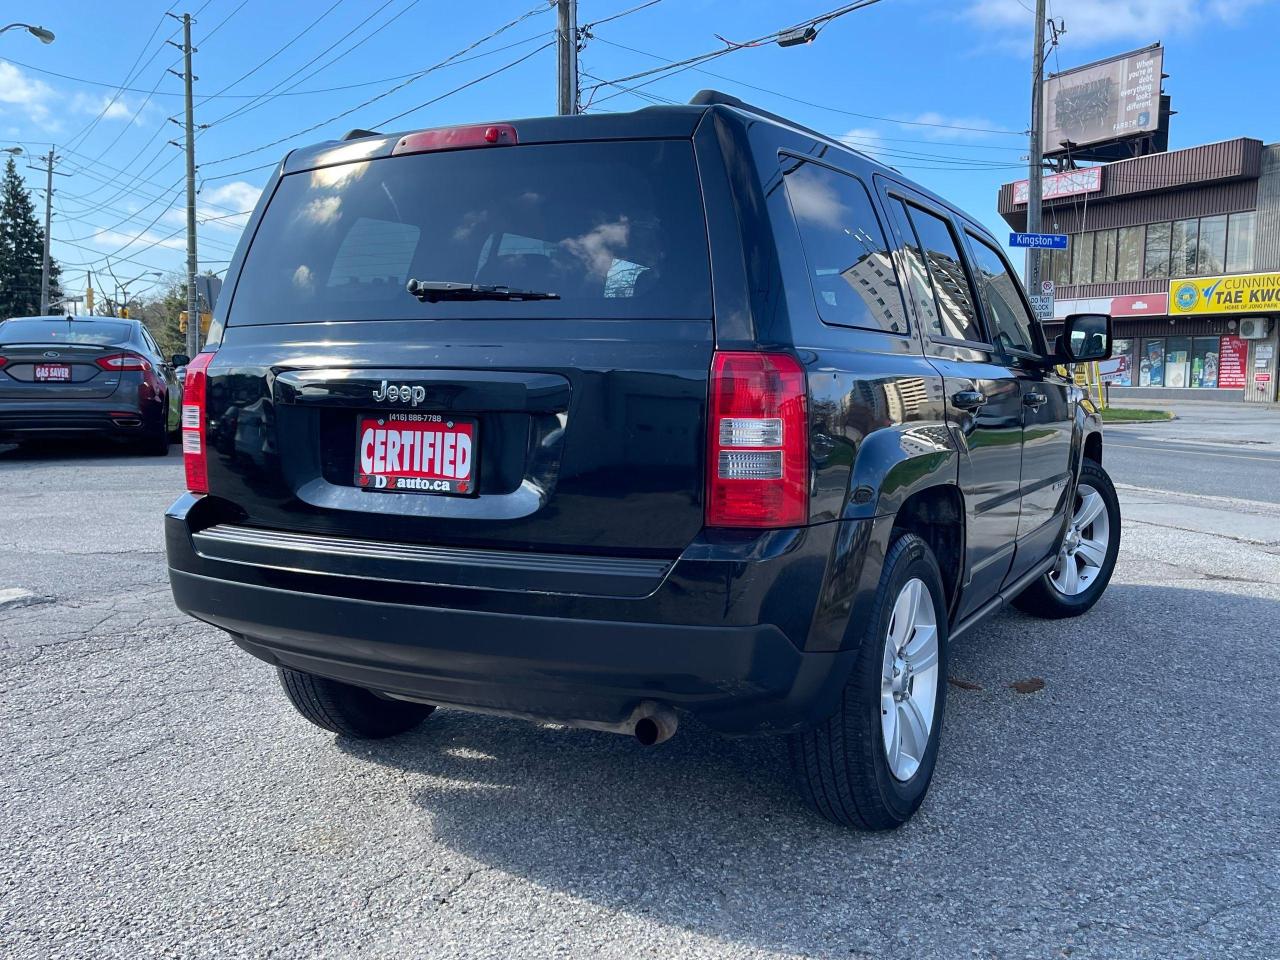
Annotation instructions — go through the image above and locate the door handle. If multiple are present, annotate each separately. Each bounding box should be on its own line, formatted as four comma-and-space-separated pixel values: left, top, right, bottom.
1023, 392, 1048, 408
951, 390, 986, 411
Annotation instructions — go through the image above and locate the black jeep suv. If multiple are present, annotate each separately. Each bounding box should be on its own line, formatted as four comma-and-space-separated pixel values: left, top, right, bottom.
165, 92, 1120, 829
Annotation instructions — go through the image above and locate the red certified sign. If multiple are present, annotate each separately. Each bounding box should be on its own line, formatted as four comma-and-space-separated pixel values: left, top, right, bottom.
1110, 293, 1168, 317
355, 412, 477, 495
1256, 373, 1273, 384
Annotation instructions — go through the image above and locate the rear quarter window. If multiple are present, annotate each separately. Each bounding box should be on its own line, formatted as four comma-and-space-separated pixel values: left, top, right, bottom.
782, 159, 907, 335
227, 140, 712, 323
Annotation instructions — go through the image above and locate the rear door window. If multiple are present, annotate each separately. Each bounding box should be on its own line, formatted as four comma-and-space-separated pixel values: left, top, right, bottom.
897, 203, 986, 344
782, 159, 907, 334
228, 140, 711, 323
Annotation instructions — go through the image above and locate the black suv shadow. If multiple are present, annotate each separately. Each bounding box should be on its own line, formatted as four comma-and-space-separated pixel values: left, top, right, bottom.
329, 582, 1277, 958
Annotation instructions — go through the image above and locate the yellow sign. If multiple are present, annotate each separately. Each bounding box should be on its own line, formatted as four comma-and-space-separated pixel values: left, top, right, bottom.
1169, 272, 1280, 315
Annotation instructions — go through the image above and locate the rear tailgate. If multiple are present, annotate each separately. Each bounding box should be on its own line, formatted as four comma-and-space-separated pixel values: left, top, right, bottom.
204, 133, 715, 556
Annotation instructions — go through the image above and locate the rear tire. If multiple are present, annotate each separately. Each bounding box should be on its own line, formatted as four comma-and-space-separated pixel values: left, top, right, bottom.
142, 404, 170, 456
277, 667, 434, 739
789, 533, 949, 830
1012, 459, 1120, 620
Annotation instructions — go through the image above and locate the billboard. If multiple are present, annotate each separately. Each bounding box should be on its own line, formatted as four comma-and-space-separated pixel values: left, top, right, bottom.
1169, 272, 1280, 315
1012, 167, 1102, 205
1043, 45, 1163, 153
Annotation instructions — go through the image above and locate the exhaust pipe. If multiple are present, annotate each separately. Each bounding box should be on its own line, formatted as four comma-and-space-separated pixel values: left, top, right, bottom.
631, 702, 678, 746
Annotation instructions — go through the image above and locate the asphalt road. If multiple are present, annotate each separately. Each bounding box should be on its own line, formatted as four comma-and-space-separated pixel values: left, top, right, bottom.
1, 433, 1278, 960
1105, 401, 1280, 504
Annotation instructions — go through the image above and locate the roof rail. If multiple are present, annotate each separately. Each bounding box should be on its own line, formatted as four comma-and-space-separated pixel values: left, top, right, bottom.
342, 128, 381, 141
689, 89, 863, 158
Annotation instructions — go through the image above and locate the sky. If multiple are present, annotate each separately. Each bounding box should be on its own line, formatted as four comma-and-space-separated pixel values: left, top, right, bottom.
1, 0, 1277, 306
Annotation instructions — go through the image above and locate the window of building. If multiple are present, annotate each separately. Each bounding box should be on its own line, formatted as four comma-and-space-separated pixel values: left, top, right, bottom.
1092, 228, 1118, 283
1190, 337, 1221, 388
1170, 219, 1199, 278
966, 233, 1038, 354
783, 161, 906, 333
1226, 211, 1256, 273
1116, 225, 1144, 281
1049, 241, 1072, 287
1165, 336, 1192, 388
1071, 231, 1094, 285
1196, 215, 1227, 276
1139, 338, 1165, 386
902, 203, 985, 343
1144, 222, 1171, 279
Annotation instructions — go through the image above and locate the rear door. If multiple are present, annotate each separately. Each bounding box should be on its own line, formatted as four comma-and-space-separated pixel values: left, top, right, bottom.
879, 186, 1023, 620
0, 319, 129, 400
207, 137, 715, 556
963, 230, 1074, 577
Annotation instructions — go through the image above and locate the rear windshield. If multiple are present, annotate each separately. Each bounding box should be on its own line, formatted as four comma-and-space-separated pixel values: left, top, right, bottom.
0, 318, 132, 345
228, 139, 712, 323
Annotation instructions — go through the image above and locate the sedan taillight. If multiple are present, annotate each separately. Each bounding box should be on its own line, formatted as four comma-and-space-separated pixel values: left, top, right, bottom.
96, 352, 151, 372
706, 351, 808, 528
182, 352, 215, 494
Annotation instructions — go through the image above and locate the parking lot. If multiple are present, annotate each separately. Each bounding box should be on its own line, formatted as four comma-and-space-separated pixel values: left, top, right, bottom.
2, 416, 1278, 960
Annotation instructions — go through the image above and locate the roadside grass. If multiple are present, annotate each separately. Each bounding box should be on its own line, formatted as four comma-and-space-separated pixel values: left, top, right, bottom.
1100, 407, 1175, 423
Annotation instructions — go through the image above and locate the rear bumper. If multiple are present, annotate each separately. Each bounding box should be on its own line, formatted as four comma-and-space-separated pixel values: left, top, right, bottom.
165, 495, 867, 734
0, 398, 155, 439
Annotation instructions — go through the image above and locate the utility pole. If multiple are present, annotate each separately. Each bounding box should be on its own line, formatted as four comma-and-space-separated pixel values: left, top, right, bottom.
168, 12, 200, 356
556, 0, 578, 115
38, 147, 54, 314
181, 13, 199, 356
1025, 0, 1047, 298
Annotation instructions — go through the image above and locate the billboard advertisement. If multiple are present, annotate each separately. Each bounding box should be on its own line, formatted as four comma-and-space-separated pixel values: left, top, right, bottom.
1169, 272, 1280, 315
1043, 46, 1163, 153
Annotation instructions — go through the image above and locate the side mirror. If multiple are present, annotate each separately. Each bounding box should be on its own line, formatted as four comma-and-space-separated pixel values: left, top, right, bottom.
171, 353, 191, 367
1059, 313, 1112, 363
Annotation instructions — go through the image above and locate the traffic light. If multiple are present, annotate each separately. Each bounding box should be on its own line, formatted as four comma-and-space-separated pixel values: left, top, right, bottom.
178, 311, 212, 334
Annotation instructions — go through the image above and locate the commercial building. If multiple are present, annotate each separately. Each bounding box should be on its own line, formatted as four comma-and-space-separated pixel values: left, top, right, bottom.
999, 137, 1280, 402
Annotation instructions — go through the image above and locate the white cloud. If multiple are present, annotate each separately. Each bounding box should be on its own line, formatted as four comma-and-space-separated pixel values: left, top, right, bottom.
965, 0, 1267, 46
841, 127, 886, 155
0, 62, 56, 128
895, 111, 1019, 141
87, 228, 186, 252
70, 91, 150, 125
198, 180, 261, 230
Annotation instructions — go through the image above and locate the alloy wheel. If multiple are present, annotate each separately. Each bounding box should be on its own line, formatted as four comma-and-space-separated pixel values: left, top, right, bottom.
1049, 483, 1111, 597
880, 577, 940, 782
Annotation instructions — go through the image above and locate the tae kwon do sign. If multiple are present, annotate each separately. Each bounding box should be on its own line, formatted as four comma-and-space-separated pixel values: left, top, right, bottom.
1169, 272, 1280, 315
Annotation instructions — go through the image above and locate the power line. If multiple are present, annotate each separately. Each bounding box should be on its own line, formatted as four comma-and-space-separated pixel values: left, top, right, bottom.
194, 0, 350, 107
589, 35, 1025, 136
202, 5, 556, 167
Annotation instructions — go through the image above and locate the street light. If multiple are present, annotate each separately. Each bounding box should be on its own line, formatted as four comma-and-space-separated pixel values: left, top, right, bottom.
2, 147, 22, 156
1, 23, 55, 44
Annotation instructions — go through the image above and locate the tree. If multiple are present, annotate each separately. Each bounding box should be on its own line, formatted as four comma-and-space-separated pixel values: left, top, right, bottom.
136, 273, 188, 359
0, 156, 63, 318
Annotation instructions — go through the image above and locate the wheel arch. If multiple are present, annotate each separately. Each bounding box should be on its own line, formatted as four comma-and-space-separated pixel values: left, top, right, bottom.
888, 483, 965, 619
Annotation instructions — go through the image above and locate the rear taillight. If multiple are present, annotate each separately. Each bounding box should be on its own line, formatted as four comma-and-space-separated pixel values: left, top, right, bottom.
96, 352, 151, 372
0, 356, 7, 368
706, 351, 808, 528
391, 123, 518, 156
182, 352, 215, 494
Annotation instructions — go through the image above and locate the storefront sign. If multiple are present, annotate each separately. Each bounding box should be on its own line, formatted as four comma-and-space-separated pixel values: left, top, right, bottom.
1219, 336, 1249, 389
1169, 272, 1280, 315
1110, 293, 1167, 317
1012, 167, 1103, 205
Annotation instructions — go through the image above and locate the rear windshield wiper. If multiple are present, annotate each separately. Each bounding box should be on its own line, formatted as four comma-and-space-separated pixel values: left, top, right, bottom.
406, 279, 560, 303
